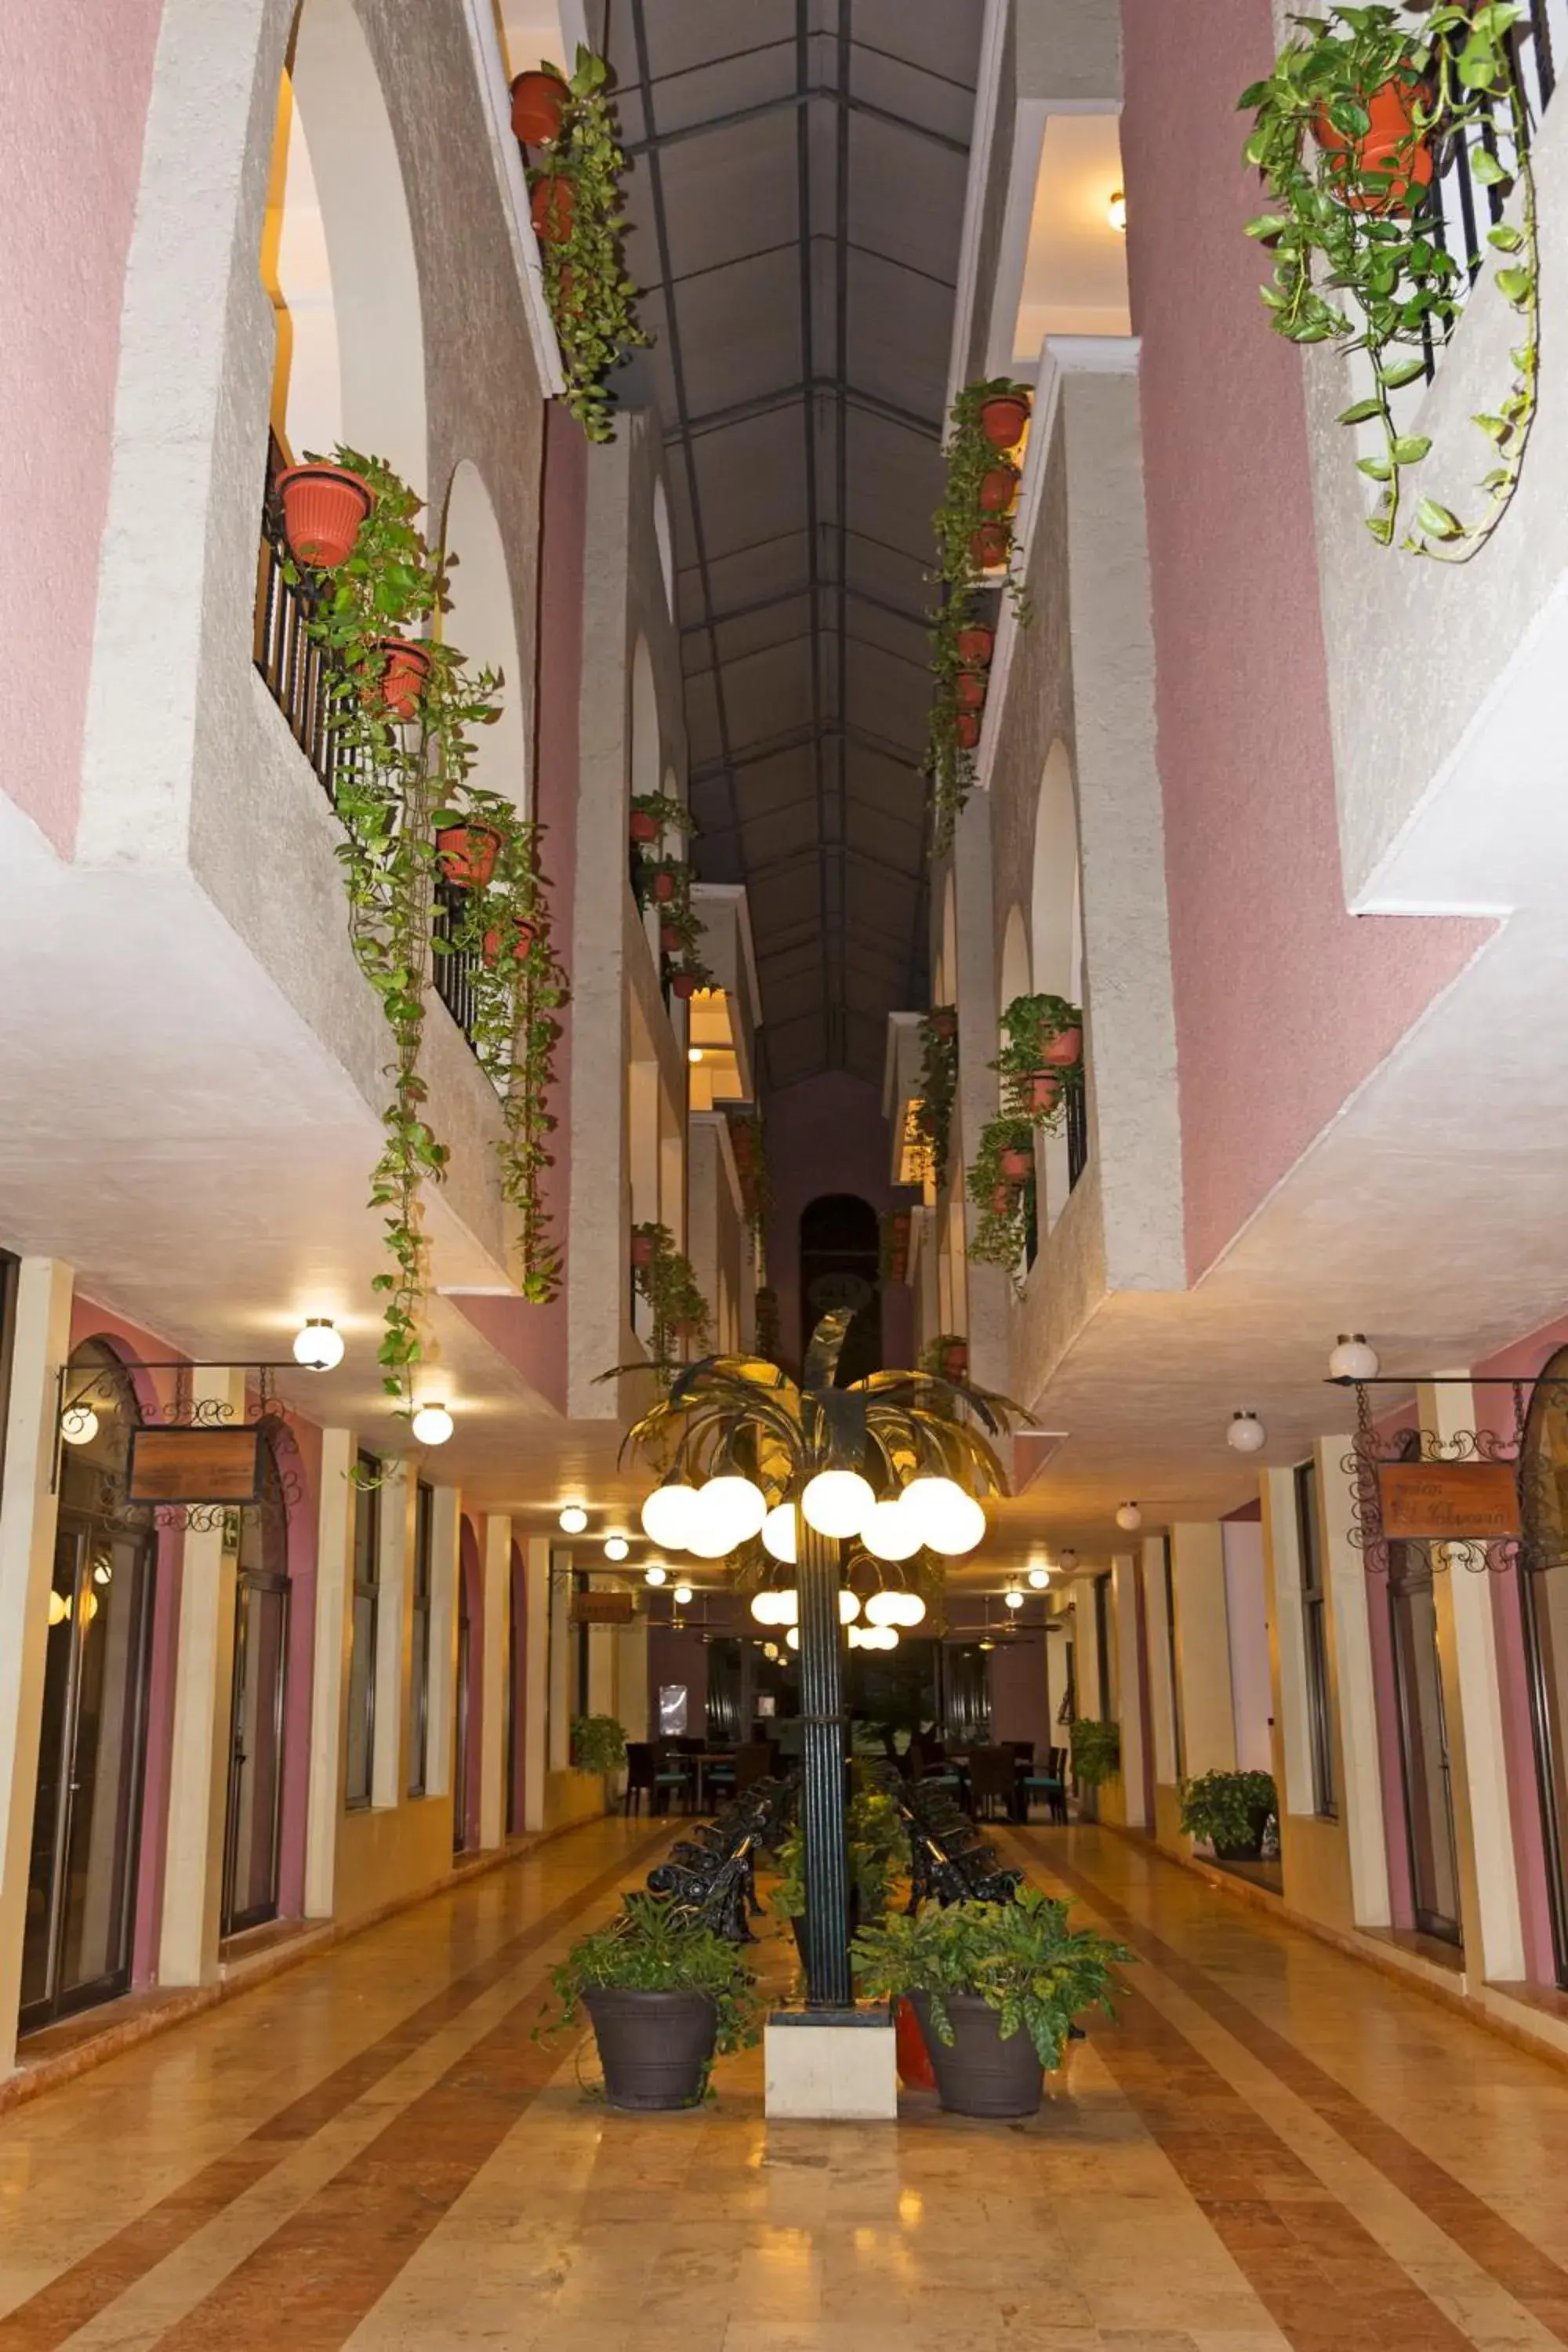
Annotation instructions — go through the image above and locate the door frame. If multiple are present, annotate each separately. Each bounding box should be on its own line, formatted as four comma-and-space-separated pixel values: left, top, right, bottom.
220, 1559, 291, 1939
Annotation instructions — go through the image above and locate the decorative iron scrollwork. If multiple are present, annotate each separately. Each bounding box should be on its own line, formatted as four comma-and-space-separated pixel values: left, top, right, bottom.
1345, 1376, 1534, 1577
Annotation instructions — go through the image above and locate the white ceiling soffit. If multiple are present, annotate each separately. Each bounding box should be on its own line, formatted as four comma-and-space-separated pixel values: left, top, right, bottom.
985, 100, 1130, 382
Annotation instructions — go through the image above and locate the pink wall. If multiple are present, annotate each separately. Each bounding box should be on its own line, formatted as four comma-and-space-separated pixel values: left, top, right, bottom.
987, 1638, 1053, 1755
4, 3, 165, 851
762, 1070, 915, 1374
459, 1516, 484, 1849
1120, 1, 1488, 1281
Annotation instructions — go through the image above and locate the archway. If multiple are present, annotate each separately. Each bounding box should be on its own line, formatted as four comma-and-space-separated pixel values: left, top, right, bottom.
441, 461, 528, 810
799, 1195, 882, 1385
999, 904, 1031, 1041
1030, 739, 1082, 1002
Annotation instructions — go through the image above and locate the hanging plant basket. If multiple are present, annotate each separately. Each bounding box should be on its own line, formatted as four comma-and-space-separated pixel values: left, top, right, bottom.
653, 869, 678, 902
672, 972, 701, 1000
978, 464, 1020, 514
510, 67, 569, 146
1313, 71, 1432, 214
275, 463, 372, 569
978, 393, 1030, 450
1041, 1026, 1082, 1068
435, 824, 502, 888
630, 808, 660, 844
530, 175, 575, 245
968, 521, 1011, 569
1029, 1072, 1062, 1115
482, 922, 536, 966
1000, 1144, 1033, 1182
631, 1230, 655, 1269
955, 624, 994, 667
954, 710, 981, 750
376, 637, 431, 720
659, 922, 684, 954
953, 670, 987, 711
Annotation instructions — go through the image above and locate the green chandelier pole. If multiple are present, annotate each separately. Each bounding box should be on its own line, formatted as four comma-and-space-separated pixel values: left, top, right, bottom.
796, 1512, 852, 2007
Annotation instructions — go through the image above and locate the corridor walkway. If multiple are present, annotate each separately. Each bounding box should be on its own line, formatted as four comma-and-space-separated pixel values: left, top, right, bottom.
1, 1818, 1566, 2351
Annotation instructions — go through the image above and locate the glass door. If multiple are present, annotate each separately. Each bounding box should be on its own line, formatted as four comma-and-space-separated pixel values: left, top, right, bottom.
453, 1566, 472, 1855
221, 1556, 289, 1937
20, 1515, 152, 2031
1388, 1546, 1462, 1946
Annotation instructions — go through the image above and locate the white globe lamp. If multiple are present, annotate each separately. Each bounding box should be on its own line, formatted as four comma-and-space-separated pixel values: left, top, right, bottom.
760, 1502, 798, 1564
800, 1470, 875, 1541
644, 1563, 667, 1586
838, 1588, 862, 1625
902, 1475, 985, 1556
1227, 1410, 1266, 1454
60, 1403, 99, 1447
702, 1475, 768, 1545
411, 1402, 453, 1446
557, 1504, 589, 1535
1116, 1501, 1143, 1533
864, 1590, 902, 1628
292, 1318, 345, 1370
1027, 1563, 1051, 1589
860, 1499, 921, 1562
641, 1481, 699, 1551
1329, 1334, 1380, 1383
603, 1534, 629, 1562
672, 1582, 694, 1606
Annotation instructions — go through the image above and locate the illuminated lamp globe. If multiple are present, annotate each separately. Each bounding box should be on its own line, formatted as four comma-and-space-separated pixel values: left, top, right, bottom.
1027, 1564, 1051, 1590
785, 1624, 800, 1651
672, 1583, 694, 1606
48, 1589, 69, 1628
1116, 1501, 1143, 1533
412, 1403, 454, 1446
1058, 1548, 1078, 1572
864, 1590, 902, 1629
866, 1624, 899, 1650
902, 1476, 985, 1556
838, 1588, 862, 1625
893, 1591, 927, 1628
603, 1534, 630, 1563
60, 1403, 99, 1447
684, 1486, 740, 1559
644, 1563, 667, 1586
1227, 1410, 1266, 1454
847, 1624, 866, 1649
760, 1502, 798, 1564
293, 1317, 345, 1371
750, 1590, 781, 1625
1328, 1334, 1381, 1384
641, 1481, 699, 1551
800, 1470, 875, 1540
702, 1475, 768, 1546
557, 1504, 589, 1535
764, 1642, 780, 1662
860, 1499, 921, 1563
774, 1588, 800, 1627
1004, 1588, 1025, 1611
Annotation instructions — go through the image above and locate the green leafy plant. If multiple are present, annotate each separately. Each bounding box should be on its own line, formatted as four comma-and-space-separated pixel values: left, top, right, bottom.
965, 1115, 1036, 1272
570, 1714, 629, 1773
630, 788, 696, 840
527, 48, 649, 441
879, 1206, 913, 1283
1241, 4, 1537, 558
536, 1893, 764, 2087
725, 1111, 771, 1247
991, 993, 1083, 1129
924, 379, 1033, 852
851, 1886, 1130, 2068
292, 447, 568, 1411
771, 1786, 909, 1922
913, 1007, 959, 1185
1069, 1718, 1121, 1788
631, 1220, 711, 1371
919, 1333, 968, 1377
1179, 1768, 1278, 1855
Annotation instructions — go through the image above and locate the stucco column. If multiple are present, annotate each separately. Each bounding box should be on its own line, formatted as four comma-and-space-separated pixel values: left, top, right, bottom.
478, 1515, 510, 1850
1419, 1377, 1526, 1984
304, 1428, 354, 1918
618, 1617, 650, 1742
0, 1260, 74, 2072
1261, 1467, 1316, 1815
1315, 1438, 1392, 1929
158, 1367, 243, 1986
1141, 1536, 1178, 1790
548, 1546, 573, 1772
371, 1471, 409, 1810
1073, 1579, 1103, 1719
522, 1535, 550, 1831
1170, 1523, 1237, 1777
1111, 1551, 1147, 1826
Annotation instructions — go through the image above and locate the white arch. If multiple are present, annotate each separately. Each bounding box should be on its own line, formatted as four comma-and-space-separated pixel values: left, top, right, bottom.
281, 0, 426, 484
441, 460, 528, 808
1030, 740, 1083, 1001
652, 477, 676, 620
630, 635, 660, 803
263, 77, 340, 460
999, 904, 1031, 1022
938, 874, 958, 1007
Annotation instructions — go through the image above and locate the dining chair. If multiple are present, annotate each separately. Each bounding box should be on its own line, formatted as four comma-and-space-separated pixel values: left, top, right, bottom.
622, 1740, 656, 1817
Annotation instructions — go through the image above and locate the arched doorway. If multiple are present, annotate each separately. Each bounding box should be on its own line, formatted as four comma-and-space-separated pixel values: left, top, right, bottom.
220, 1431, 292, 1937
1519, 1353, 1568, 1983
20, 1341, 155, 2032
799, 1195, 881, 1384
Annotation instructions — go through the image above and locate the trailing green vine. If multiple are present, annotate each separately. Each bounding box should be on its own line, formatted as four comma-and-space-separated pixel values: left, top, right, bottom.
631, 1221, 711, 1374
965, 1114, 1036, 1274
289, 445, 568, 1410
990, 993, 1083, 1130
524, 49, 649, 442
913, 1007, 958, 1187
1242, 3, 1538, 558
630, 824, 716, 993
924, 379, 1033, 853
725, 1111, 771, 1248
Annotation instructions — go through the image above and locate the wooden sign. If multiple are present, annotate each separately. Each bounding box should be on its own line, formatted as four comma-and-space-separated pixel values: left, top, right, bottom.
127, 1425, 266, 1506
570, 1589, 635, 1625
1377, 1459, 1521, 1543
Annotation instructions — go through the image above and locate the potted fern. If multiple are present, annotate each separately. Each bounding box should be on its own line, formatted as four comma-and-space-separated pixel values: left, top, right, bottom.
539, 1893, 763, 2110
851, 1888, 1129, 2118
1179, 1769, 1278, 1862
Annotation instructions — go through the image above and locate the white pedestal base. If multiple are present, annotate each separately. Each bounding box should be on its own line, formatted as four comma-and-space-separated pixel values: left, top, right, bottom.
764, 2012, 898, 2120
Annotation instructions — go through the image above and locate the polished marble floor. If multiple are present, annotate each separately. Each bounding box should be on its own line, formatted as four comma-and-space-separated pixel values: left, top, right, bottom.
2, 1817, 1568, 2350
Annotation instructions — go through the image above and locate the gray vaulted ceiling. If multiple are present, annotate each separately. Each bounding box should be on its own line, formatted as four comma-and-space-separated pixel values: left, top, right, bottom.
601, 1, 983, 1090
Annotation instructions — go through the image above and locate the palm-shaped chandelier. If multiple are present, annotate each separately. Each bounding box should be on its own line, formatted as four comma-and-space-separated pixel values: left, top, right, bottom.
620, 1311, 1021, 2007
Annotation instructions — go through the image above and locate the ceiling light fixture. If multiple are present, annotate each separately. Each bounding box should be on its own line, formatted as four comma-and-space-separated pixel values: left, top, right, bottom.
644, 1563, 667, 1585
800, 1470, 876, 1541
60, 1403, 99, 1446
761, 1502, 798, 1564
1328, 1333, 1381, 1383
672, 1582, 694, 1606
899, 1475, 985, 1556
557, 1504, 589, 1535
1004, 1588, 1025, 1611
1227, 1410, 1266, 1454
603, 1534, 630, 1562
1027, 1563, 1051, 1589
292, 1317, 345, 1370
411, 1402, 454, 1446
1116, 1501, 1143, 1532
688, 1047, 704, 1064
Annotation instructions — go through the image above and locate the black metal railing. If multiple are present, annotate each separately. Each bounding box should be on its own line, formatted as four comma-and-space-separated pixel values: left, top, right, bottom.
1065, 1080, 1088, 1194
253, 463, 355, 806
431, 880, 483, 1052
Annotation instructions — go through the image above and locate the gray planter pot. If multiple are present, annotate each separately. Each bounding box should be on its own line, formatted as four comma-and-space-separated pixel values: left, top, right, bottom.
582, 1988, 717, 2111
908, 1991, 1044, 2118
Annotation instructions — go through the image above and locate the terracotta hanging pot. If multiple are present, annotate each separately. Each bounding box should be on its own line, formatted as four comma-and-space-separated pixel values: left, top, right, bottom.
530, 175, 575, 245
990, 1181, 1015, 1213
1000, 1145, 1033, 1181
928, 1009, 958, 1040
630, 1231, 655, 1269
482, 922, 535, 966
955, 624, 994, 668
1314, 74, 1432, 215
660, 922, 684, 954
435, 824, 502, 888
955, 710, 981, 750
968, 521, 1010, 570
1042, 1025, 1083, 1068
978, 393, 1030, 451
510, 69, 568, 147
941, 1341, 968, 1381
954, 670, 987, 711
672, 972, 701, 1000
1029, 1071, 1062, 1114
376, 637, 431, 720
978, 464, 1020, 514
630, 809, 660, 844
275, 463, 372, 569
653, 869, 678, 903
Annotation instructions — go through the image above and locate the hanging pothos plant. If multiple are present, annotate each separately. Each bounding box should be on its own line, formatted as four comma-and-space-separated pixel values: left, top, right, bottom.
525, 48, 649, 442
725, 1111, 771, 1250
630, 1221, 711, 1374
1241, 3, 1538, 558
291, 445, 568, 1417
924, 379, 1033, 854
990, 992, 1083, 1130
913, 1007, 959, 1187
965, 1114, 1036, 1275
